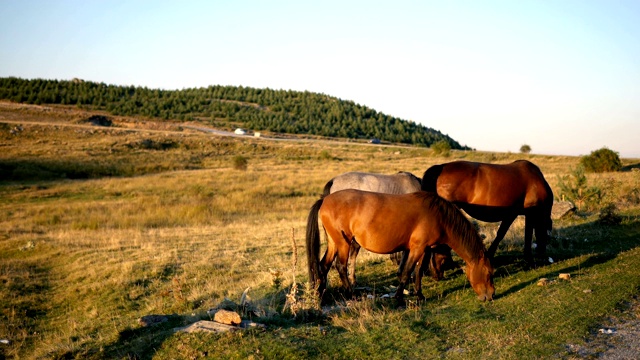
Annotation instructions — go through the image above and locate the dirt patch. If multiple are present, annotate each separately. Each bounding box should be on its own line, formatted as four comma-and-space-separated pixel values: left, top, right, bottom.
564, 296, 640, 359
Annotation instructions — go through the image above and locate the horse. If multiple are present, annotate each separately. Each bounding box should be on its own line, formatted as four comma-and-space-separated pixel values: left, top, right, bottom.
306, 189, 494, 304
322, 171, 454, 285
421, 160, 553, 262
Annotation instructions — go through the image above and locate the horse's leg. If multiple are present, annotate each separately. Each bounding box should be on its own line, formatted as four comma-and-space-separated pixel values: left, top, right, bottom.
486, 214, 517, 259
347, 241, 361, 287
534, 214, 551, 259
324, 228, 353, 298
414, 252, 428, 302
318, 238, 338, 298
396, 250, 409, 277
396, 249, 424, 305
524, 216, 534, 264
428, 246, 443, 281
335, 247, 352, 299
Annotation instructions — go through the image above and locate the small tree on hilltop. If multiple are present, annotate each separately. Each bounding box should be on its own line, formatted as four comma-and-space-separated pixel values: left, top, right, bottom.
580, 147, 622, 173
520, 144, 531, 154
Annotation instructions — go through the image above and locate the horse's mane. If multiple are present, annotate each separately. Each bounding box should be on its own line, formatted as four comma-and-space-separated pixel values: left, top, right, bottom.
421, 165, 443, 192
414, 192, 485, 261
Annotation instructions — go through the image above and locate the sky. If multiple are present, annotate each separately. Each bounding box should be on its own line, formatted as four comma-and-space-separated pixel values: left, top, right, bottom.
1, 0, 639, 158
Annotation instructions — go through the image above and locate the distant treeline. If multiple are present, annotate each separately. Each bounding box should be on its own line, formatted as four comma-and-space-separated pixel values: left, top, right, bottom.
0, 77, 470, 149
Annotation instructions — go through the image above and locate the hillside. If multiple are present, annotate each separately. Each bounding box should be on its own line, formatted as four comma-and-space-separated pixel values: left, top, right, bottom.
0, 77, 470, 149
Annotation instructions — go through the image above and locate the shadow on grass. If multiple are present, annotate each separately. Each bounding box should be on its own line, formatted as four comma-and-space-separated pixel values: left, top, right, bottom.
493, 216, 640, 299
621, 163, 640, 171
97, 216, 640, 359
0, 158, 133, 181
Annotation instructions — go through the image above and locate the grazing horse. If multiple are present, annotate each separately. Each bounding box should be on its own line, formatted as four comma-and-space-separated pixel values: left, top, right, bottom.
422, 160, 553, 262
306, 190, 494, 303
323, 171, 454, 285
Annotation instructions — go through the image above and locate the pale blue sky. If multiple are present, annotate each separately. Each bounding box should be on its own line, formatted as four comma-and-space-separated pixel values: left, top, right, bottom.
1, 0, 639, 157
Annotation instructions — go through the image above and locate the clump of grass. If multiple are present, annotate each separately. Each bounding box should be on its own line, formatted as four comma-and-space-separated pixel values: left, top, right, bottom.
232, 155, 248, 170
319, 150, 333, 160
598, 203, 622, 225
283, 228, 321, 319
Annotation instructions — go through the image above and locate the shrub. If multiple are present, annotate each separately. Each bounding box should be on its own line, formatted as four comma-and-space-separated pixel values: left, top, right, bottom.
597, 203, 622, 225
580, 147, 622, 173
431, 140, 451, 156
232, 155, 248, 170
556, 166, 603, 211
319, 150, 333, 160
520, 144, 531, 154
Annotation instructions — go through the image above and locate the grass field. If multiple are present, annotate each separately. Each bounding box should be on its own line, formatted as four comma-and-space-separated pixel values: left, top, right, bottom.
1, 102, 640, 359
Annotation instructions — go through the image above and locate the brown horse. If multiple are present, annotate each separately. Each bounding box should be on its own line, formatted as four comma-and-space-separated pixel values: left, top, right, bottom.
422, 160, 553, 262
322, 171, 454, 285
306, 190, 494, 303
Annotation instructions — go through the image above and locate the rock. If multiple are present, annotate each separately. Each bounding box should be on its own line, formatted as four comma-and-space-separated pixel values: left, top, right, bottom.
559, 273, 571, 280
552, 201, 576, 220
174, 320, 238, 334
173, 320, 265, 334
138, 315, 169, 327
537, 278, 549, 286
213, 309, 242, 325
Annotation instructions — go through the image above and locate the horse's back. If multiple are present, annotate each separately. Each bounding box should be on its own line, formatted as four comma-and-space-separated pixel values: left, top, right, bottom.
434, 160, 552, 208
328, 171, 420, 194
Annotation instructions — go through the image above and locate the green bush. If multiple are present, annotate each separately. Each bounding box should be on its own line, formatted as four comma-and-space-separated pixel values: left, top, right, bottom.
580, 147, 622, 173
431, 140, 451, 156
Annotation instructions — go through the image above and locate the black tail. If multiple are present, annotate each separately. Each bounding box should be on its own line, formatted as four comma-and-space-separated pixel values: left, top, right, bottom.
306, 198, 324, 286
322, 179, 333, 197
421, 164, 444, 191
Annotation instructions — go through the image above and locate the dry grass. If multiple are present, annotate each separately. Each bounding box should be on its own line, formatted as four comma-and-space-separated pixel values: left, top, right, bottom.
1, 102, 639, 358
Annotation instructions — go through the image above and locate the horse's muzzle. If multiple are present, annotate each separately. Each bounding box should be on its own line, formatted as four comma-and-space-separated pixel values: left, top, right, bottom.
477, 289, 495, 302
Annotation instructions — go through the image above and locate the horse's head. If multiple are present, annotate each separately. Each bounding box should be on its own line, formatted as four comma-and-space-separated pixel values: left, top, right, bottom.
466, 255, 495, 301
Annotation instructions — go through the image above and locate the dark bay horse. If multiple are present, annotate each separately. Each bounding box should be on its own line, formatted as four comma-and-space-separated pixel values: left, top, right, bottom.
422, 160, 553, 262
323, 171, 453, 285
306, 190, 494, 303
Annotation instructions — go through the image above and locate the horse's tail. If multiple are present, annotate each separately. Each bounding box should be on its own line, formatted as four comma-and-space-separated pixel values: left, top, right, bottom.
306, 198, 324, 286
322, 179, 333, 197
421, 164, 444, 191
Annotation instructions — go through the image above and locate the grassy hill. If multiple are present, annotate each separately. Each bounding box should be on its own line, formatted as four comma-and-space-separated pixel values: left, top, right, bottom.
0, 77, 470, 150
1, 102, 639, 359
